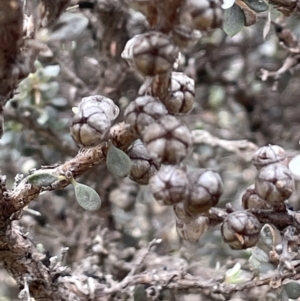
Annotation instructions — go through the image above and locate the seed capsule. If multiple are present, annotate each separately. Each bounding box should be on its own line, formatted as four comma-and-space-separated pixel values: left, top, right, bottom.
142, 115, 193, 164
162, 72, 195, 115
127, 139, 160, 185
180, 0, 223, 32
173, 202, 192, 222
124, 96, 167, 136
241, 184, 270, 210
185, 169, 224, 215
252, 145, 287, 170
221, 211, 261, 250
171, 24, 202, 49
176, 216, 210, 243
255, 163, 294, 205
149, 165, 188, 206
71, 95, 119, 147
122, 31, 179, 76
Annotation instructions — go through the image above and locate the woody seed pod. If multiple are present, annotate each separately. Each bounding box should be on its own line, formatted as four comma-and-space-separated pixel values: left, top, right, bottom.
180, 0, 223, 32
185, 169, 223, 215
71, 95, 119, 147
126, 0, 157, 26
149, 165, 188, 206
171, 24, 202, 49
163, 72, 195, 115
176, 216, 210, 243
124, 95, 167, 136
221, 211, 261, 250
142, 115, 193, 164
241, 184, 270, 210
121, 31, 179, 76
255, 163, 294, 205
173, 202, 192, 222
127, 139, 160, 185
252, 145, 287, 170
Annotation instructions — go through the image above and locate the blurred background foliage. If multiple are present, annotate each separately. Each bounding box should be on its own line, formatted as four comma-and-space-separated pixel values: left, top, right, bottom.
1, 1, 300, 300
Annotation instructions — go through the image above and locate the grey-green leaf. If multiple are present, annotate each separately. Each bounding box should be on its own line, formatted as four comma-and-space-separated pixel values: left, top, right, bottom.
243, 0, 269, 12
223, 4, 245, 37
73, 182, 102, 211
27, 172, 61, 186
49, 12, 89, 41
283, 281, 300, 299
107, 144, 132, 178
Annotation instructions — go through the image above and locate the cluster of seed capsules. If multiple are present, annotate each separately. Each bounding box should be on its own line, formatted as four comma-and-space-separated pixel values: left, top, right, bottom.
222, 145, 295, 250
69, 1, 295, 249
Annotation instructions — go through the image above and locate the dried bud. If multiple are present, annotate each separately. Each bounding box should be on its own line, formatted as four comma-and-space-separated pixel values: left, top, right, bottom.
255, 163, 294, 205
173, 202, 192, 222
171, 24, 202, 49
127, 139, 160, 185
149, 165, 188, 206
162, 72, 195, 115
221, 211, 261, 250
71, 95, 119, 146
180, 0, 223, 31
241, 184, 270, 210
185, 169, 223, 215
176, 216, 210, 243
124, 96, 167, 136
121, 32, 179, 76
252, 145, 287, 170
126, 0, 157, 25
142, 115, 193, 164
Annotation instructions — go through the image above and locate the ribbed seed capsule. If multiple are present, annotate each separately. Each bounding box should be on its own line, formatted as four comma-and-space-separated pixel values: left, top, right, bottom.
255, 163, 294, 205
176, 216, 210, 243
126, 0, 157, 26
127, 139, 160, 185
163, 72, 195, 115
241, 184, 270, 210
180, 0, 223, 31
149, 165, 188, 206
171, 24, 202, 49
173, 202, 192, 222
121, 31, 179, 76
185, 169, 223, 215
142, 115, 193, 164
71, 95, 119, 147
252, 145, 287, 170
221, 211, 261, 250
124, 96, 167, 136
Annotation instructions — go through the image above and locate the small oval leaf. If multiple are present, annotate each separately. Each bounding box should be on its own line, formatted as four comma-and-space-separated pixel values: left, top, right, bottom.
27, 172, 62, 186
283, 281, 300, 300
242, 0, 269, 12
223, 4, 245, 37
107, 144, 132, 178
73, 181, 101, 211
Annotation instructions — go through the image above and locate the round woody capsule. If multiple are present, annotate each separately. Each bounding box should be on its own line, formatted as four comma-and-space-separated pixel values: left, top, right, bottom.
162, 72, 195, 115
255, 163, 294, 205
171, 24, 202, 49
149, 165, 188, 206
124, 96, 167, 136
126, 0, 157, 25
142, 115, 193, 164
176, 216, 210, 243
185, 169, 223, 215
180, 0, 223, 32
241, 184, 270, 210
71, 95, 119, 147
252, 145, 287, 170
127, 139, 160, 185
121, 31, 179, 76
221, 211, 261, 250
173, 202, 192, 222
